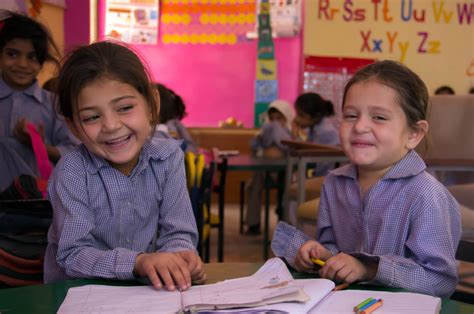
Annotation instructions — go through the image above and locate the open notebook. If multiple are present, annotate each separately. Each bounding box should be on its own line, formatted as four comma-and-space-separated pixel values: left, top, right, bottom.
58, 258, 441, 314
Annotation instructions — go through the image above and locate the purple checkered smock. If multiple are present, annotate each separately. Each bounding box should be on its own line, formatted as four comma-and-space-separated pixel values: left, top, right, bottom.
272, 150, 461, 297
44, 139, 198, 283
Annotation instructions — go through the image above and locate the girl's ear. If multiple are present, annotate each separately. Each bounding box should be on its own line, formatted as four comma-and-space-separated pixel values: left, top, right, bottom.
66, 118, 81, 139
406, 120, 429, 149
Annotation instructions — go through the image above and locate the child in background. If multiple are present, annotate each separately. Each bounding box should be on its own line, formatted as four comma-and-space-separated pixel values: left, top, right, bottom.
293, 92, 340, 175
153, 83, 197, 152
272, 60, 461, 297
0, 10, 79, 190
245, 100, 294, 234
44, 41, 206, 291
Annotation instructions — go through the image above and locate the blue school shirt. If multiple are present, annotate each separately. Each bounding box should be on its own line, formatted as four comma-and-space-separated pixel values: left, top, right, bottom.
44, 139, 198, 283
250, 121, 292, 152
272, 150, 461, 297
0, 77, 79, 189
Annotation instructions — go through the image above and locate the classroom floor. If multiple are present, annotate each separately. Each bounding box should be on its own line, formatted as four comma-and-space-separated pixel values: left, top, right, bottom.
206, 203, 278, 263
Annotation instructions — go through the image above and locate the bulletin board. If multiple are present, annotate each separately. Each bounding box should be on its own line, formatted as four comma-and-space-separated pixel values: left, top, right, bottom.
303, 56, 375, 114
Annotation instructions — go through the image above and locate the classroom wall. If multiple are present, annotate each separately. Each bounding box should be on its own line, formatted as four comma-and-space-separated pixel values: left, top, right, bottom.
304, 0, 474, 95
95, 1, 303, 127
29, 2, 65, 85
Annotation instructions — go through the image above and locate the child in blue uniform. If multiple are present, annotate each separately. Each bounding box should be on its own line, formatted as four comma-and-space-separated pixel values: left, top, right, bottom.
0, 10, 78, 190
272, 60, 461, 297
44, 41, 206, 291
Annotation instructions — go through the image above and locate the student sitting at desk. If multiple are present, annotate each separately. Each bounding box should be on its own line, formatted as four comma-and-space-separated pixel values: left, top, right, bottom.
245, 99, 294, 235
272, 60, 461, 297
44, 41, 206, 291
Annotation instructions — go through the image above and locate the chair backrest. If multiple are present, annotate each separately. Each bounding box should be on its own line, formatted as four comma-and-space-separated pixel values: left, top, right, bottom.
184, 151, 215, 258
422, 95, 474, 159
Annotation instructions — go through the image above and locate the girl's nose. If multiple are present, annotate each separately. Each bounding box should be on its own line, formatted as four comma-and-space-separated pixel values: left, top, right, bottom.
102, 114, 122, 132
353, 117, 370, 133
17, 56, 29, 68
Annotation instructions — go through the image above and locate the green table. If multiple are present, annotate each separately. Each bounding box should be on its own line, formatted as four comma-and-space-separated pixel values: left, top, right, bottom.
0, 263, 472, 313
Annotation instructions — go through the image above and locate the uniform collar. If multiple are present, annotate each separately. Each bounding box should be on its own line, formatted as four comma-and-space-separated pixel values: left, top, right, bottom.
85, 138, 180, 176
332, 150, 426, 180
0, 76, 43, 103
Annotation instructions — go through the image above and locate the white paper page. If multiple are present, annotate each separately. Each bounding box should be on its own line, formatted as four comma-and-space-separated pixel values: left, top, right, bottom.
57, 285, 182, 314
181, 258, 295, 309
195, 279, 335, 313
309, 290, 441, 314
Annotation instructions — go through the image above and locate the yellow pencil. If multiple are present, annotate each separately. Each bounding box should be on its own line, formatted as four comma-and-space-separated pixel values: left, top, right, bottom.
311, 258, 325, 267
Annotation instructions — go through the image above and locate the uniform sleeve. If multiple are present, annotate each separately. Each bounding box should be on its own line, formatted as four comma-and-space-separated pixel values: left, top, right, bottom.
154, 148, 199, 252
372, 193, 461, 297
271, 221, 313, 268
49, 159, 139, 280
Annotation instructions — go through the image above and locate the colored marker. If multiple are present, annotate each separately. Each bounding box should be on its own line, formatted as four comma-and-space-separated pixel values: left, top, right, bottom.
353, 297, 374, 312
360, 299, 383, 314
311, 258, 325, 267
356, 298, 378, 312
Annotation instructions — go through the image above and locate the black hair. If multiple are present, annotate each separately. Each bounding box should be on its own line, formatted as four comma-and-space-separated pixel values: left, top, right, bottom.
343, 60, 428, 130
155, 83, 187, 123
468, 87, 474, 94
434, 85, 455, 95
42, 76, 58, 93
295, 92, 335, 120
0, 10, 60, 66
55, 41, 159, 129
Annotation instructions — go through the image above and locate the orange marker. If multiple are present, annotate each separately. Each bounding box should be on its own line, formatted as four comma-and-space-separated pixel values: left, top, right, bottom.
333, 282, 350, 291
360, 299, 383, 314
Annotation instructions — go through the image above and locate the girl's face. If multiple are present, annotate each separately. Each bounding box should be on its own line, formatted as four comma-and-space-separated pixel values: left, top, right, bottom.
68, 78, 152, 176
0, 38, 42, 90
268, 110, 286, 127
339, 80, 427, 177
294, 110, 320, 128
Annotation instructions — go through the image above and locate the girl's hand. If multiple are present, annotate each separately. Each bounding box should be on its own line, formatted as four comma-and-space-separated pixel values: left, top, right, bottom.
14, 118, 32, 146
319, 253, 378, 284
133, 252, 192, 291
294, 240, 332, 273
177, 250, 207, 285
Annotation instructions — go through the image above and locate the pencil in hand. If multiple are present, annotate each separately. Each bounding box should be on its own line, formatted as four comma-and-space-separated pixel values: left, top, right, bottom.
311, 258, 325, 267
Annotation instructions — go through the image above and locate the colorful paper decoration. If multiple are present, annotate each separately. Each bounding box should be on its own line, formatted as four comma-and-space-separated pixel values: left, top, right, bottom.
256, 59, 277, 80
161, 0, 256, 45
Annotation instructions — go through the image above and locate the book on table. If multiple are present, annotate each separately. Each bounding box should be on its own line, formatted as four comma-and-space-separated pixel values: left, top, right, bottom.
58, 258, 441, 314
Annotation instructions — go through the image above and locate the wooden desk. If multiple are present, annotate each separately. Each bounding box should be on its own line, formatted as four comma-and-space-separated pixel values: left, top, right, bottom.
217, 155, 287, 261
0, 262, 472, 313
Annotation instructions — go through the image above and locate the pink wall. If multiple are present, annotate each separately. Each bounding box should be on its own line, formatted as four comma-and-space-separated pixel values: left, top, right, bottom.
64, 0, 90, 54
67, 1, 302, 127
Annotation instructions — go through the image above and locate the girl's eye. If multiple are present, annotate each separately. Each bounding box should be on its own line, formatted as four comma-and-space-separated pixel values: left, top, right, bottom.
118, 105, 133, 112
27, 54, 38, 62
373, 115, 388, 121
82, 115, 100, 123
6, 51, 18, 58
343, 113, 357, 120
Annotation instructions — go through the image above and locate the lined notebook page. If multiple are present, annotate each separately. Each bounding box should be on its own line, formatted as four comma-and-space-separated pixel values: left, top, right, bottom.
310, 290, 441, 314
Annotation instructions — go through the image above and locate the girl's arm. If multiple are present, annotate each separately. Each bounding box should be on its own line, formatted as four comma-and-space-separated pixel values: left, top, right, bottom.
49, 158, 140, 280
368, 193, 461, 298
